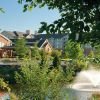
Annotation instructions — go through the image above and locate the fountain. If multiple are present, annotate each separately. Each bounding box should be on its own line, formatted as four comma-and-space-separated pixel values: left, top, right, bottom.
68, 69, 100, 100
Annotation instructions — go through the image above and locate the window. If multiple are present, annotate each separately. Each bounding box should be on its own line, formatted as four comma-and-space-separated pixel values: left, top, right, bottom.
0, 42, 2, 47
0, 42, 4, 47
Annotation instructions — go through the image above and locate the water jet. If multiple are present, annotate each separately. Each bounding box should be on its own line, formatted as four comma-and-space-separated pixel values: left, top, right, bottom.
68, 69, 100, 100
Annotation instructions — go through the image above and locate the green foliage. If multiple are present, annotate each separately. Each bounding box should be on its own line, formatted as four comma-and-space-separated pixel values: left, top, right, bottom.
89, 93, 100, 100
0, 78, 10, 92
63, 59, 87, 79
93, 57, 100, 64
31, 43, 41, 59
15, 60, 68, 100
15, 60, 44, 99
40, 50, 48, 67
94, 44, 100, 58
0, 66, 17, 84
18, 0, 100, 43
0, 7, 5, 13
74, 59, 88, 71
52, 50, 62, 57
88, 51, 94, 58
63, 65, 75, 82
10, 93, 18, 100
53, 55, 61, 68
15, 38, 29, 58
64, 41, 84, 59
92, 44, 100, 64
0, 78, 18, 99
52, 50, 61, 68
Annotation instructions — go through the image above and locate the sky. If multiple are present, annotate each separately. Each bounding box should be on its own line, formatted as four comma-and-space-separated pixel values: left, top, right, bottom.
0, 0, 60, 33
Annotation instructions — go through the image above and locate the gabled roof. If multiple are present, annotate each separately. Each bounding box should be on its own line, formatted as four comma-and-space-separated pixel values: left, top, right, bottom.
13, 31, 24, 38
25, 38, 52, 48
1, 31, 25, 39
26, 39, 38, 47
26, 39, 38, 43
37, 39, 46, 47
38, 39, 52, 48
34, 33, 68, 40
1, 31, 68, 40
1, 31, 16, 39
23, 34, 34, 39
0, 33, 11, 42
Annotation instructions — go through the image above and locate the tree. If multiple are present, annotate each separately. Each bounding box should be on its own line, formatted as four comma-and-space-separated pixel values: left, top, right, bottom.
18, 0, 100, 43
31, 42, 40, 59
52, 50, 61, 68
0, 8, 5, 13
53, 55, 60, 68
40, 50, 48, 67
15, 38, 29, 58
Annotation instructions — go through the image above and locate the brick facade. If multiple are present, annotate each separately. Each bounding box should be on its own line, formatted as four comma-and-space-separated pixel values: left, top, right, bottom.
0, 34, 12, 58
44, 43, 52, 54
0, 34, 11, 47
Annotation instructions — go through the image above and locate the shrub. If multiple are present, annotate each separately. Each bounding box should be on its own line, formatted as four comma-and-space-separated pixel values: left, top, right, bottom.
64, 40, 84, 59
15, 60, 69, 100
88, 51, 94, 58
10, 92, 18, 100
0, 78, 10, 92
89, 93, 100, 100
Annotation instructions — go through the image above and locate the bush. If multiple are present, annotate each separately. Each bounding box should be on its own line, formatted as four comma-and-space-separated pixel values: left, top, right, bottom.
88, 51, 94, 58
89, 93, 100, 100
0, 78, 10, 92
51, 50, 62, 57
15, 60, 69, 100
93, 57, 100, 64
31, 43, 41, 59
62, 59, 87, 78
10, 92, 18, 100
64, 40, 84, 59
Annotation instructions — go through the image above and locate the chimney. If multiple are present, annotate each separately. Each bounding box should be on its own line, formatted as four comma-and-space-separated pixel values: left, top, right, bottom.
26, 30, 31, 35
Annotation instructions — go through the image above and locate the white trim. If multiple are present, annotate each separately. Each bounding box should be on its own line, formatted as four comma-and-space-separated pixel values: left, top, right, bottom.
40, 39, 52, 49
0, 34, 12, 42
40, 39, 48, 48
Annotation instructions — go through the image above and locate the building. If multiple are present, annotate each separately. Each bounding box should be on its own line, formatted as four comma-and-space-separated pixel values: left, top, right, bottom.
26, 38, 52, 53
34, 33, 69, 49
0, 34, 12, 58
0, 31, 53, 57
38, 39, 52, 53
0, 34, 12, 47
0, 30, 69, 57
1, 30, 69, 50
0, 30, 34, 47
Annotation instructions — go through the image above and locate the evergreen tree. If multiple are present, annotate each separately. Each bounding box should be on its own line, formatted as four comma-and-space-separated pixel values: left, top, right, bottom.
31, 42, 40, 59
15, 38, 29, 58
52, 50, 61, 68
53, 55, 60, 68
40, 50, 47, 67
